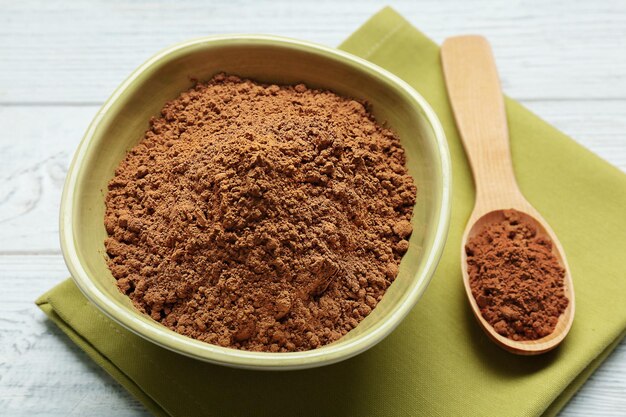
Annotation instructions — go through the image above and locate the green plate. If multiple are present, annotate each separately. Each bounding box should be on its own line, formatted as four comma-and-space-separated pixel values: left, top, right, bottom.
60, 35, 451, 370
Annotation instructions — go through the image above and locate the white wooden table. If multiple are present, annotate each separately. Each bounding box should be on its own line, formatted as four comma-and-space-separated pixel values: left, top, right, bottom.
1, 1, 625, 415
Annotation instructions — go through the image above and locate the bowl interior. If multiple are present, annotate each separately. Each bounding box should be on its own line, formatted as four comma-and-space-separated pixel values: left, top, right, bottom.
63, 36, 449, 369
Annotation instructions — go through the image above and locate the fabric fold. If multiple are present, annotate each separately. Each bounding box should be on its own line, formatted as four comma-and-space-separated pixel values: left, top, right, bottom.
37, 7, 626, 417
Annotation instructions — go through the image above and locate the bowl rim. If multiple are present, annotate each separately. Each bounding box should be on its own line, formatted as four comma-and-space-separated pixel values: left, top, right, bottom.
60, 34, 451, 370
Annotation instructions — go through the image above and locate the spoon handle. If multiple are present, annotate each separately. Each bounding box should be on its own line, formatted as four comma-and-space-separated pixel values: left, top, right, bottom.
441, 35, 521, 209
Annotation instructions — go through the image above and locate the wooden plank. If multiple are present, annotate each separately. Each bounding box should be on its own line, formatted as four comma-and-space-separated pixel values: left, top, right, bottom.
0, 0, 625, 103
0, 106, 94, 254
0, 255, 150, 416
2, 101, 624, 254
0, 254, 624, 416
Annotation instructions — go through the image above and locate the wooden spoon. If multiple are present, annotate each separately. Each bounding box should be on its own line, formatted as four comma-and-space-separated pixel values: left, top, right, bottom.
441, 35, 575, 355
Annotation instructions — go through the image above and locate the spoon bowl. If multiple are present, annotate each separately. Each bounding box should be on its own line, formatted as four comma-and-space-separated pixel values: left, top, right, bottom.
442, 35, 575, 355
461, 207, 575, 355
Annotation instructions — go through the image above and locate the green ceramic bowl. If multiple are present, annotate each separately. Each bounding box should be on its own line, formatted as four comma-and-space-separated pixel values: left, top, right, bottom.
60, 35, 451, 370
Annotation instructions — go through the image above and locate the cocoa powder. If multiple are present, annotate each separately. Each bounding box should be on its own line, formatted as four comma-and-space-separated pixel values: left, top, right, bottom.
104, 74, 417, 352
465, 210, 569, 341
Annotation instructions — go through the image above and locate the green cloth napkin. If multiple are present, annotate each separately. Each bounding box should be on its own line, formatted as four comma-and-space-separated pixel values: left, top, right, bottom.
37, 7, 626, 417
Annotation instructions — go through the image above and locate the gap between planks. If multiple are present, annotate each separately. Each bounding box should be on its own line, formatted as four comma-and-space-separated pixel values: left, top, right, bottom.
2, 97, 626, 107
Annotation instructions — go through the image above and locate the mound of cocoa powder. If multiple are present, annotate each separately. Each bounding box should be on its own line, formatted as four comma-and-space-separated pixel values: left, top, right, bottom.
104, 74, 417, 352
465, 210, 569, 341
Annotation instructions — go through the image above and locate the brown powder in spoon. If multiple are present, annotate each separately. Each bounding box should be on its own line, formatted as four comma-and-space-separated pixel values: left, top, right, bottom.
465, 210, 569, 341
104, 74, 417, 352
